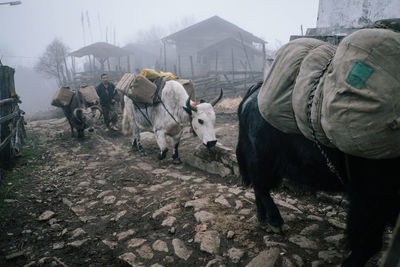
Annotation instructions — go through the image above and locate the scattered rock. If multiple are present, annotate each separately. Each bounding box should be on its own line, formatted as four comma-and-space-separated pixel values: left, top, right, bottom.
227, 231, 235, 239
53, 242, 64, 250
114, 210, 127, 221
289, 235, 318, 249
136, 245, 154, 259
244, 191, 255, 200
123, 187, 137, 193
102, 240, 117, 249
194, 211, 215, 223
152, 203, 178, 219
97, 190, 112, 199
77, 181, 90, 187
71, 228, 86, 239
103, 195, 116, 204
172, 238, 192, 261
195, 230, 220, 254
117, 229, 135, 241
324, 234, 345, 245
137, 162, 153, 171
311, 260, 322, 267
68, 239, 88, 247
318, 250, 341, 263
38, 211, 55, 221
169, 227, 176, 234
119, 252, 136, 266
275, 199, 303, 213
152, 240, 168, 252
62, 198, 73, 207
127, 238, 146, 248
239, 209, 252, 215
228, 247, 244, 263
161, 216, 176, 227
282, 257, 295, 267
234, 200, 243, 210
184, 198, 210, 210
328, 219, 346, 230
5, 251, 25, 260
214, 195, 231, 207
292, 254, 304, 266
307, 215, 324, 222
300, 224, 319, 235
246, 248, 280, 267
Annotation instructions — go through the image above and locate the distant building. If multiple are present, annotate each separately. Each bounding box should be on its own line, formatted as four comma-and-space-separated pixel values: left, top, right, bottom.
123, 43, 160, 72
291, 0, 400, 45
162, 16, 266, 78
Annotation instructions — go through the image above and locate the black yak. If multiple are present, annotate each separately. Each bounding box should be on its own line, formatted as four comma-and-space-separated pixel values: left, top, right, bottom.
61, 92, 101, 138
236, 83, 400, 266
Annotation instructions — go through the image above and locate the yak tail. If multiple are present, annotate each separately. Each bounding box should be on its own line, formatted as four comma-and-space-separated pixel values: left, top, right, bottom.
122, 104, 131, 136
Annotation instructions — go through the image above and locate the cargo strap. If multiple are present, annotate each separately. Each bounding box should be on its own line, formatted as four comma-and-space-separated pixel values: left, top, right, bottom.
306, 55, 345, 185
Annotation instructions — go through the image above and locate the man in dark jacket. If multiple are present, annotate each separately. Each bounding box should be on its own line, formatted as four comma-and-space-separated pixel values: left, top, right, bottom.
96, 74, 119, 131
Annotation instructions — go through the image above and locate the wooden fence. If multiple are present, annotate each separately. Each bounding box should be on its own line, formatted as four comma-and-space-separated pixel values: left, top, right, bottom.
0, 65, 26, 169
193, 71, 264, 100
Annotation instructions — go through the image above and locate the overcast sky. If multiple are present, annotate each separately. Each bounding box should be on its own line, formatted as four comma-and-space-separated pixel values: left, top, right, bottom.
0, 0, 320, 67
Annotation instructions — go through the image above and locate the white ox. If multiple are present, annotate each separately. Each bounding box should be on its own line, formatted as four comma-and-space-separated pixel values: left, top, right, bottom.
122, 80, 223, 163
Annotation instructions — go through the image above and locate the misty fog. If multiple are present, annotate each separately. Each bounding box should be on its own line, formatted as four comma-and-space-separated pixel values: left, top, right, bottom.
0, 0, 319, 115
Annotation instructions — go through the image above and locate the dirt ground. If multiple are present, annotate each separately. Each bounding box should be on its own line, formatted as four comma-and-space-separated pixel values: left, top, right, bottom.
0, 102, 389, 267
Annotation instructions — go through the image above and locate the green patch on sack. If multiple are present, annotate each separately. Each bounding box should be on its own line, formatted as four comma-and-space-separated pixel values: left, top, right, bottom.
346, 61, 374, 89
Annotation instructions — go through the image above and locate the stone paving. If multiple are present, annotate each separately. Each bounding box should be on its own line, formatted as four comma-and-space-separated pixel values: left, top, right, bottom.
1, 117, 386, 266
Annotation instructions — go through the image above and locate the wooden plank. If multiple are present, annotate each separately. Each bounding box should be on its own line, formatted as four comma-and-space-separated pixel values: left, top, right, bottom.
0, 98, 16, 106
0, 127, 16, 152
0, 110, 19, 124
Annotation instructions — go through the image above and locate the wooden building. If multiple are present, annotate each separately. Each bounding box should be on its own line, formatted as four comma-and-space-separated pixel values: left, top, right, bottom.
162, 16, 266, 78
69, 42, 132, 86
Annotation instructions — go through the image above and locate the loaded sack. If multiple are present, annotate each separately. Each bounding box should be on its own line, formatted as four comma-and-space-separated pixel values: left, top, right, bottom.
79, 85, 99, 105
51, 86, 74, 107
117, 71, 196, 106
117, 73, 157, 105
258, 26, 400, 159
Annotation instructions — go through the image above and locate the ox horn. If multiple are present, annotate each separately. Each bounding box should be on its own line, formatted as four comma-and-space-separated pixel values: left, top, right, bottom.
73, 108, 83, 123
210, 88, 223, 107
90, 105, 103, 114
186, 97, 198, 112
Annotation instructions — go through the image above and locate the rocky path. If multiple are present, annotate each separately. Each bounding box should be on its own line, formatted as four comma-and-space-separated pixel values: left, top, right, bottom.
0, 116, 377, 267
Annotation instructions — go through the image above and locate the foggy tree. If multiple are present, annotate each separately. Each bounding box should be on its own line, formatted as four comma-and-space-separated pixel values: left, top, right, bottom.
35, 38, 71, 86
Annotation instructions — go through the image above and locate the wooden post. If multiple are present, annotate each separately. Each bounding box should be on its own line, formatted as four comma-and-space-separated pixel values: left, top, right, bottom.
262, 42, 266, 77
107, 57, 111, 72
163, 41, 167, 72
127, 55, 131, 73
231, 48, 235, 81
0, 66, 15, 167
238, 32, 254, 79
190, 56, 195, 78
215, 51, 218, 73
178, 55, 181, 77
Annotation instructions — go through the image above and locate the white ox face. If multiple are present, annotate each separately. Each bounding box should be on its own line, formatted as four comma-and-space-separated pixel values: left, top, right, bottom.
191, 103, 217, 148
184, 89, 223, 148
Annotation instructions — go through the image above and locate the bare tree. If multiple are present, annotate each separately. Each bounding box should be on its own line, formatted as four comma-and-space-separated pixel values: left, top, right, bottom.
35, 38, 71, 86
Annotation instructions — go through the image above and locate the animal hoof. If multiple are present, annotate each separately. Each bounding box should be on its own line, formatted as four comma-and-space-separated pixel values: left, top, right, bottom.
158, 149, 168, 160
172, 158, 182, 165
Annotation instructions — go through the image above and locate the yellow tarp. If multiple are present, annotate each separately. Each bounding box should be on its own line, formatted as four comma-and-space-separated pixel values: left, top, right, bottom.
139, 69, 176, 80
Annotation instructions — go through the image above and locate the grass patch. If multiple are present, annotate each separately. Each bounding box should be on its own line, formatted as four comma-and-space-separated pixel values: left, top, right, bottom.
0, 134, 42, 214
